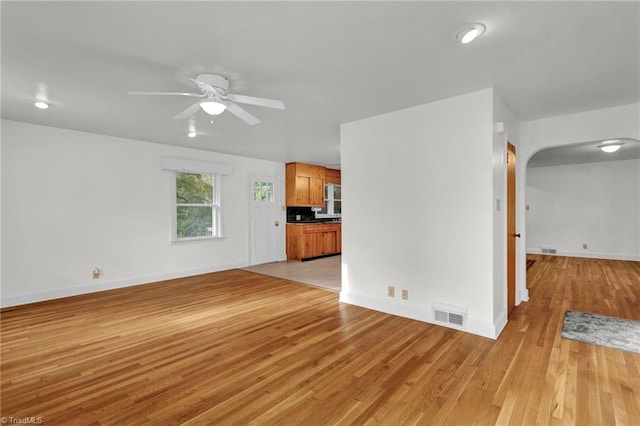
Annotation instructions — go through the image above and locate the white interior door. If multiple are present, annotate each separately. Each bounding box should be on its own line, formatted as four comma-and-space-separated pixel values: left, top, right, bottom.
249, 175, 283, 265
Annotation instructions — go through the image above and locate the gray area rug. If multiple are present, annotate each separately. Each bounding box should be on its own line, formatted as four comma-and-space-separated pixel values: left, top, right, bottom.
561, 310, 640, 354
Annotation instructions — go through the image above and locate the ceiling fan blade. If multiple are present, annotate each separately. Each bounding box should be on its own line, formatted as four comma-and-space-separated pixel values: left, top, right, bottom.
173, 101, 203, 120
225, 93, 285, 110
225, 102, 260, 125
190, 78, 216, 94
127, 91, 205, 97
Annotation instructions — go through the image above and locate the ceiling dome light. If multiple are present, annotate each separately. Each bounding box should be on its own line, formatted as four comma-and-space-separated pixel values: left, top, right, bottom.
455, 23, 486, 45
33, 99, 53, 109
598, 141, 624, 153
200, 101, 226, 116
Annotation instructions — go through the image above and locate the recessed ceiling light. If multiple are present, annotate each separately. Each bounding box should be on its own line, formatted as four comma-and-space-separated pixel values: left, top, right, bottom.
33, 99, 53, 109
200, 101, 226, 116
455, 23, 486, 45
187, 118, 198, 138
598, 140, 624, 153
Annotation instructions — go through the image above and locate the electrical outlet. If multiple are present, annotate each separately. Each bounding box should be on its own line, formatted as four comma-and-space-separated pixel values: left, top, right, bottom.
92, 267, 101, 279
402, 289, 408, 300
582, 243, 588, 250
387, 286, 395, 297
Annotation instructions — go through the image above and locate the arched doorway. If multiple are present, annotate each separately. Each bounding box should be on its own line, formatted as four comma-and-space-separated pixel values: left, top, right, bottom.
525, 138, 640, 262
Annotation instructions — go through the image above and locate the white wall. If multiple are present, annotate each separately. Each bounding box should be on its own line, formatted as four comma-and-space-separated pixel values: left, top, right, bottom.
526, 159, 640, 260
1, 120, 286, 307
340, 88, 504, 339
518, 103, 640, 288
492, 92, 520, 328
0, 122, 3, 296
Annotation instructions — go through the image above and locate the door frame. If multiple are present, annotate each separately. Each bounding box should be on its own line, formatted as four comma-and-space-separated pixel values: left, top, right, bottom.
248, 174, 285, 266
507, 142, 517, 317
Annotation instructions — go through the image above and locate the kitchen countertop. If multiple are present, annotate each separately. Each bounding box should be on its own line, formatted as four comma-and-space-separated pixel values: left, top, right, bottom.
286, 221, 341, 225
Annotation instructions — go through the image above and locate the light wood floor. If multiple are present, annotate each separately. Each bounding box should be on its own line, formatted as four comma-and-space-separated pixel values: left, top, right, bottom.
1, 255, 639, 425
242, 255, 341, 292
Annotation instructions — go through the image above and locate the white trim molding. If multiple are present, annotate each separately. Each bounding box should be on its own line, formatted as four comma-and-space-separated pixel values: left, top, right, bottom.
518, 288, 530, 304
161, 157, 231, 175
526, 249, 640, 262
339, 291, 501, 340
0, 262, 247, 309
493, 311, 509, 338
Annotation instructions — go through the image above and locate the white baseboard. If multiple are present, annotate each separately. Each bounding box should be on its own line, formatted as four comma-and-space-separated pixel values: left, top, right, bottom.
518, 288, 529, 303
493, 311, 508, 338
339, 291, 500, 340
1, 262, 248, 308
526, 248, 639, 261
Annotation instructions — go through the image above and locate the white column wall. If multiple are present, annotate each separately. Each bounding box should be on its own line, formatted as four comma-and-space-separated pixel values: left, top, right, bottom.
340, 89, 499, 338
492, 92, 520, 329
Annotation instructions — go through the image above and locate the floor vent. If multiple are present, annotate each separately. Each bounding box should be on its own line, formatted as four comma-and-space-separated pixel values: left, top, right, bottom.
541, 246, 557, 254
432, 303, 467, 329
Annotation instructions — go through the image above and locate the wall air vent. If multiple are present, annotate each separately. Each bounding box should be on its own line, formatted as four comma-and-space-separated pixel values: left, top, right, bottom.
432, 302, 467, 329
541, 246, 557, 254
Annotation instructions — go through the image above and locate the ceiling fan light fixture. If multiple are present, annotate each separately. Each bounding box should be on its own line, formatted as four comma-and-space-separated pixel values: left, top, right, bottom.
128, 74, 281, 124
33, 99, 53, 109
455, 23, 486, 45
200, 101, 226, 116
598, 140, 624, 153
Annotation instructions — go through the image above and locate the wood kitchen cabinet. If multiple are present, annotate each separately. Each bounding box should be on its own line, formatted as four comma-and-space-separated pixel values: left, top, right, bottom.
286, 223, 341, 261
286, 162, 325, 207
324, 168, 341, 185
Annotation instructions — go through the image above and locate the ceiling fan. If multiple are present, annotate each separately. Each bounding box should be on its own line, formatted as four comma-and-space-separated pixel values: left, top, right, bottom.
127, 74, 284, 125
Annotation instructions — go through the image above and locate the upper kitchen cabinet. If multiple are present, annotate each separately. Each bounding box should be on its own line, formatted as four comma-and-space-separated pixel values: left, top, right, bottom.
324, 168, 341, 185
286, 162, 325, 207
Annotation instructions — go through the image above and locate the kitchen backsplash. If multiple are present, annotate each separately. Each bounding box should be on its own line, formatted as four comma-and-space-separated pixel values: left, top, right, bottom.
286, 207, 316, 222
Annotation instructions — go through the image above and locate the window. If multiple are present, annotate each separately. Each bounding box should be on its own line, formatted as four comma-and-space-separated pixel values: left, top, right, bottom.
316, 183, 341, 218
174, 171, 222, 240
253, 181, 274, 202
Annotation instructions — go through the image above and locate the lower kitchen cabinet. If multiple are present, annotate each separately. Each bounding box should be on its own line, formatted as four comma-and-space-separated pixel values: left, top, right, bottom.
286, 223, 341, 261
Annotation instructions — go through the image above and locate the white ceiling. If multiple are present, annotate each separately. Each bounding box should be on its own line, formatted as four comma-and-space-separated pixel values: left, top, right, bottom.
2, 1, 639, 168
528, 138, 640, 168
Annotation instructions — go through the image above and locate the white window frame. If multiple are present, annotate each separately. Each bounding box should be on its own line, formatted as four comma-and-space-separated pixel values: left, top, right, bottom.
161, 158, 230, 243
171, 171, 223, 242
315, 183, 341, 218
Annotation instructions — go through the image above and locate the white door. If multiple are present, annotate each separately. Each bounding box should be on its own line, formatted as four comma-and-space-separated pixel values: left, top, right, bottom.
249, 175, 283, 265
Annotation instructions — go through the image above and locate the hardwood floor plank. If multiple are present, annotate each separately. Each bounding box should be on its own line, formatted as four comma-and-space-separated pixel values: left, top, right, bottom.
2, 257, 639, 425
